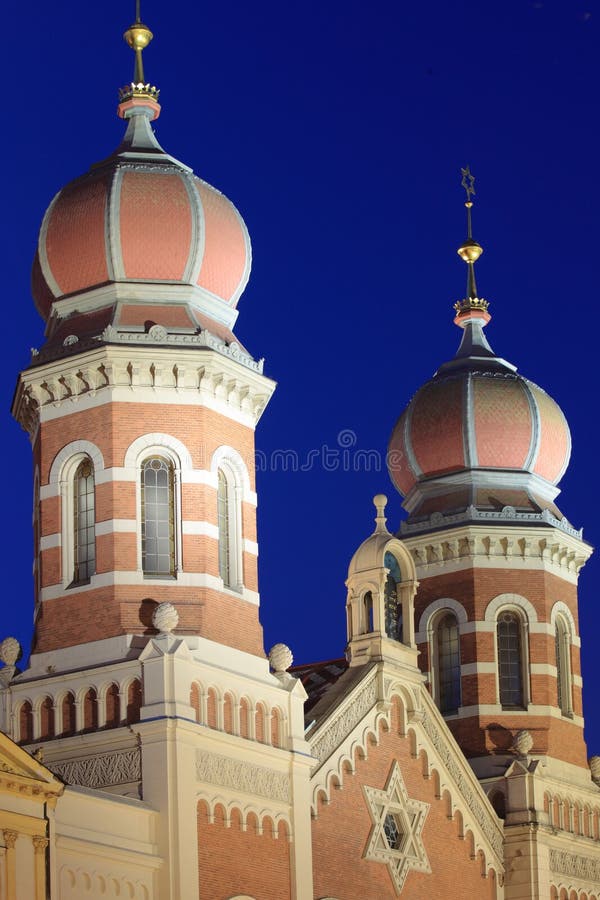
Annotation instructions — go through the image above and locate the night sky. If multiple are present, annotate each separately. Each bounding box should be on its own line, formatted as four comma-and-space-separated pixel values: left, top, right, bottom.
2, 1, 600, 751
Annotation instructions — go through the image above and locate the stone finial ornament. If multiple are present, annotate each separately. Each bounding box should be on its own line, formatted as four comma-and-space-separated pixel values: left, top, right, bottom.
373, 494, 388, 533
152, 602, 179, 634
512, 729, 534, 757
590, 756, 600, 784
268, 643, 293, 674
0, 637, 21, 667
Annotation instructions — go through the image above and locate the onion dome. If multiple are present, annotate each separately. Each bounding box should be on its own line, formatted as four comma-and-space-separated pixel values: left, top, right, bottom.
31, 13, 250, 333
388, 168, 571, 524
389, 369, 570, 496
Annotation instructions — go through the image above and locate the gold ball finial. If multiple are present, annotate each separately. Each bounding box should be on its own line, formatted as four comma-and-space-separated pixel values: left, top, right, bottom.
457, 236, 483, 265
124, 22, 153, 53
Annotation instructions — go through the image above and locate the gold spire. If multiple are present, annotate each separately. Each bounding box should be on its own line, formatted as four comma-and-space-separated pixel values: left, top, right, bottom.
454, 166, 489, 317
119, 1, 160, 106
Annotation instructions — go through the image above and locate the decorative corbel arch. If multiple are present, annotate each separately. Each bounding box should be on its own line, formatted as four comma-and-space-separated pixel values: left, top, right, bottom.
49, 440, 105, 484
484, 592, 538, 624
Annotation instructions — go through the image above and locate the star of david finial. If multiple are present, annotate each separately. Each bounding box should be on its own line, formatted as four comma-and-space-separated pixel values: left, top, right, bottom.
461, 165, 476, 203
454, 165, 488, 313
363, 761, 431, 893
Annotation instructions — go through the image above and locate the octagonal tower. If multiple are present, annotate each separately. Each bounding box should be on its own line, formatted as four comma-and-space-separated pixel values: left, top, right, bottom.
387, 174, 593, 778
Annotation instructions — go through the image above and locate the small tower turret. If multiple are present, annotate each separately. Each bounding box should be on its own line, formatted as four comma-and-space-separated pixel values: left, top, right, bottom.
345, 495, 419, 667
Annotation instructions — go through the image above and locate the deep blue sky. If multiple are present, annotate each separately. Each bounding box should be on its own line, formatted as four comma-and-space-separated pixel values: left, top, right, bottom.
2, 1, 600, 751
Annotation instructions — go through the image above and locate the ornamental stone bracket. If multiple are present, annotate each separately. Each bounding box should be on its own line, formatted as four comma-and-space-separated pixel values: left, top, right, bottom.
13, 345, 276, 436
403, 524, 591, 580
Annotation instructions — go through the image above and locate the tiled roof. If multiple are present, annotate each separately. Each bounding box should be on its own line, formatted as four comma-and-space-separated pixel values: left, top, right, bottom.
290, 658, 348, 714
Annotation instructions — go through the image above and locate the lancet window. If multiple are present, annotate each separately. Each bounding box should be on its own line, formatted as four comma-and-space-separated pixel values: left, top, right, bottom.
384, 552, 403, 642
141, 456, 175, 576
555, 616, 573, 717
216, 463, 243, 591
217, 468, 231, 585
497, 611, 524, 708
437, 612, 461, 715
73, 458, 95, 582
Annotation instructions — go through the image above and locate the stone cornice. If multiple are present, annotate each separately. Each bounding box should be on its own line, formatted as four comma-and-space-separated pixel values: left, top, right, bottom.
0, 769, 62, 802
49, 280, 240, 330
33, 324, 263, 374
401, 503, 581, 539
402, 468, 561, 512
13, 344, 276, 437
402, 523, 592, 582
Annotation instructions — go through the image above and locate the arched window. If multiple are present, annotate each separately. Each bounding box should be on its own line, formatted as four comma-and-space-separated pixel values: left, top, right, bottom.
240, 697, 250, 739
216, 464, 243, 591
555, 617, 573, 717
217, 468, 231, 585
497, 611, 524, 708
62, 692, 76, 736
39, 696, 55, 740
105, 683, 120, 728
33, 473, 40, 604
437, 613, 461, 715
383, 552, 402, 642
126, 679, 142, 724
73, 458, 95, 582
19, 701, 33, 744
82, 688, 98, 732
141, 456, 175, 576
364, 591, 374, 633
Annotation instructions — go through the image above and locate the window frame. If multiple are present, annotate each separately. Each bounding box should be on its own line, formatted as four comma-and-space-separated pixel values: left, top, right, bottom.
555, 615, 573, 718
434, 611, 462, 716
52, 443, 104, 590
73, 457, 96, 584
495, 608, 530, 710
59, 452, 97, 588
140, 454, 177, 579
215, 460, 244, 593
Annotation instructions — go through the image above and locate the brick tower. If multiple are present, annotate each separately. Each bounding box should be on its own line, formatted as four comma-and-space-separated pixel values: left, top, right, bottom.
3, 13, 314, 898
387, 170, 596, 898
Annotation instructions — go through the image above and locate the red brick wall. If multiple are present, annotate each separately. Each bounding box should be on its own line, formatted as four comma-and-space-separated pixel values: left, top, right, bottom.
32, 585, 264, 656
31, 396, 265, 655
197, 803, 291, 899
311, 703, 499, 900
415, 564, 588, 768
37, 402, 257, 485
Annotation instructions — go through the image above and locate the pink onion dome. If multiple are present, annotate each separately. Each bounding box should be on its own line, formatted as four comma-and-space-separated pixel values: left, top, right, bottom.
32, 88, 250, 328
388, 360, 571, 498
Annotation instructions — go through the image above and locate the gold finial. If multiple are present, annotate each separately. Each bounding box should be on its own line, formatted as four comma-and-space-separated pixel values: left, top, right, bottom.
455, 166, 488, 317
119, 1, 160, 109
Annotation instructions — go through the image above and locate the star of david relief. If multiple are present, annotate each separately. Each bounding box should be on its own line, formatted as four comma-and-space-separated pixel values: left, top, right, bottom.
363, 760, 431, 894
